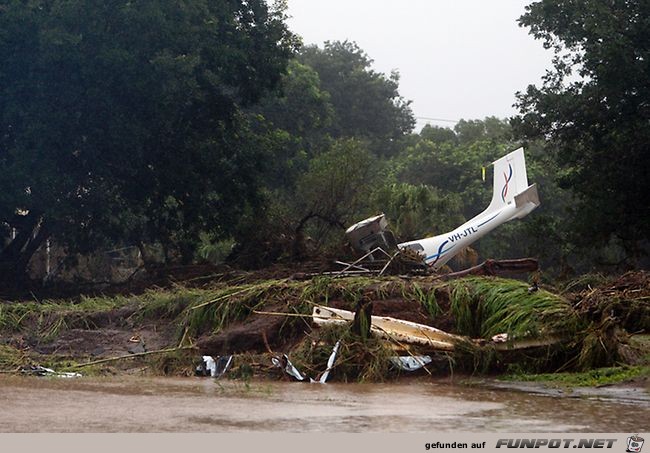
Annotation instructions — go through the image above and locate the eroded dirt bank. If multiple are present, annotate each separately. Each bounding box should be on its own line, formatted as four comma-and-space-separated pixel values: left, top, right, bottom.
0, 271, 648, 385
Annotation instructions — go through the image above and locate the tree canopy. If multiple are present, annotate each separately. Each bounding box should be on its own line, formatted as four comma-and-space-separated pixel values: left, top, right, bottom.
513, 0, 650, 259
0, 0, 297, 276
2, 1, 644, 283
299, 40, 415, 156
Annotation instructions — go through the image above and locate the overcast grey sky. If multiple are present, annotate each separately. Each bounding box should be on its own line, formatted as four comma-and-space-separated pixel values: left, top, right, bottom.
286, 0, 554, 131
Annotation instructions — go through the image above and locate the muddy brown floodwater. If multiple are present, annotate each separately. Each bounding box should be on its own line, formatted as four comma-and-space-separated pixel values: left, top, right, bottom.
0, 375, 648, 432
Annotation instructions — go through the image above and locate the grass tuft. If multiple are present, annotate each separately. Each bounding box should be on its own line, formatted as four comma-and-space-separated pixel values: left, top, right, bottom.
447, 277, 579, 339
291, 324, 395, 382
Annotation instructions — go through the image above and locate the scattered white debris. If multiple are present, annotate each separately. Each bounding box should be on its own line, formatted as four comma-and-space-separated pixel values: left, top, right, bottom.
271, 354, 306, 381
272, 340, 342, 384
389, 355, 432, 371
316, 340, 341, 384
21, 365, 82, 378
198, 355, 233, 378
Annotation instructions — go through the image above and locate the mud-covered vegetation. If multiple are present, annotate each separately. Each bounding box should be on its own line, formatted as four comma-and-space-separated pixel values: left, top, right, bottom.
1, 271, 647, 384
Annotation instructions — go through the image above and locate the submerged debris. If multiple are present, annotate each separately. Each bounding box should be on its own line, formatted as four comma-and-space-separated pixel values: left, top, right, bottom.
196, 355, 233, 378
389, 356, 432, 371
271, 354, 307, 381
20, 365, 82, 378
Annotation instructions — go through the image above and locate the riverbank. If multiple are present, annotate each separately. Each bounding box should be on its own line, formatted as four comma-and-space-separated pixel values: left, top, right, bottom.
1, 270, 648, 387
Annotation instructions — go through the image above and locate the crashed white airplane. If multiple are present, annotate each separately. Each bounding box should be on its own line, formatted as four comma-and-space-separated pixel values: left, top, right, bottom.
346, 148, 540, 270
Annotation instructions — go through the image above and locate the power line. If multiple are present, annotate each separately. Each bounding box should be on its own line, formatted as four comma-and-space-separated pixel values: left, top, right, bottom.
416, 116, 460, 124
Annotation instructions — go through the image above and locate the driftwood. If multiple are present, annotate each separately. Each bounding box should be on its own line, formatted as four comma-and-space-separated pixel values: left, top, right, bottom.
70, 346, 195, 369
438, 258, 539, 280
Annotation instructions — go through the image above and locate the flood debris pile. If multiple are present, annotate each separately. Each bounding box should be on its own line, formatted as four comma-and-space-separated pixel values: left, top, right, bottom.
0, 271, 647, 381
289, 324, 394, 382
568, 271, 650, 333
564, 271, 650, 369
190, 274, 646, 380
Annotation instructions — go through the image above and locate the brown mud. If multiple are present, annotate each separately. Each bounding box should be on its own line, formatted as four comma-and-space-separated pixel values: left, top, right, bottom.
0, 269, 648, 383
1, 375, 649, 432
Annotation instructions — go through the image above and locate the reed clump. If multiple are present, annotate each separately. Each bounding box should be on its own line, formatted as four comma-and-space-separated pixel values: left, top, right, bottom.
446, 277, 580, 339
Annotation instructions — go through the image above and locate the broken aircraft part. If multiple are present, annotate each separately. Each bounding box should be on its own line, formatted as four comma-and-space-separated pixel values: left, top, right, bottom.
316, 340, 341, 384
312, 305, 565, 352
389, 355, 432, 371
345, 214, 398, 257
271, 354, 306, 381
312, 305, 463, 351
197, 355, 232, 378
21, 365, 82, 378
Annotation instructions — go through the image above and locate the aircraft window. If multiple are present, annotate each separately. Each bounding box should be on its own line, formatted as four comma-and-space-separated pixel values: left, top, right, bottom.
403, 243, 424, 252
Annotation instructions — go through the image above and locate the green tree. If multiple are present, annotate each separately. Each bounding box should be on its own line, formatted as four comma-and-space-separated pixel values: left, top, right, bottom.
455, 117, 512, 145
370, 183, 464, 242
392, 121, 515, 219
293, 138, 377, 254
299, 40, 415, 156
0, 0, 297, 278
419, 124, 458, 145
513, 0, 650, 261
253, 59, 334, 189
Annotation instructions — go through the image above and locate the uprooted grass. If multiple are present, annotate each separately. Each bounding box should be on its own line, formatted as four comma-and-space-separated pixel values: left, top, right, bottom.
0, 279, 311, 345
0, 276, 443, 348
568, 271, 650, 333
291, 324, 395, 382
1, 273, 644, 379
446, 277, 580, 339
408, 282, 441, 319
0, 295, 134, 342
299, 276, 407, 306
0, 344, 27, 371
443, 277, 587, 373
444, 276, 647, 372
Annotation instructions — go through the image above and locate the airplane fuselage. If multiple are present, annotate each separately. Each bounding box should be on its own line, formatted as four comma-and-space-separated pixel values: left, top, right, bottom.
398, 148, 540, 269
399, 197, 527, 269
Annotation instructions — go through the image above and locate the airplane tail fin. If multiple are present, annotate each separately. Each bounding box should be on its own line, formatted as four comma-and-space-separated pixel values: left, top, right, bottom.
485, 147, 539, 215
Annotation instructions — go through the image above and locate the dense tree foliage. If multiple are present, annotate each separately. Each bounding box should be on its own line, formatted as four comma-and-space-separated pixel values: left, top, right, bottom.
253, 59, 334, 189
299, 41, 415, 156
0, 0, 297, 277
293, 139, 377, 253
2, 0, 644, 283
514, 0, 650, 261
232, 40, 419, 264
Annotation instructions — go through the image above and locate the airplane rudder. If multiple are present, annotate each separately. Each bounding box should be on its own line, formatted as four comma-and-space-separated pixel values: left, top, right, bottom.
510, 147, 529, 194
492, 151, 515, 205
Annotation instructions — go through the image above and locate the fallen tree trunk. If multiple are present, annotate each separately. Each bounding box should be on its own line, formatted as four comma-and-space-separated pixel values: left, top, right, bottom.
439, 258, 539, 280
